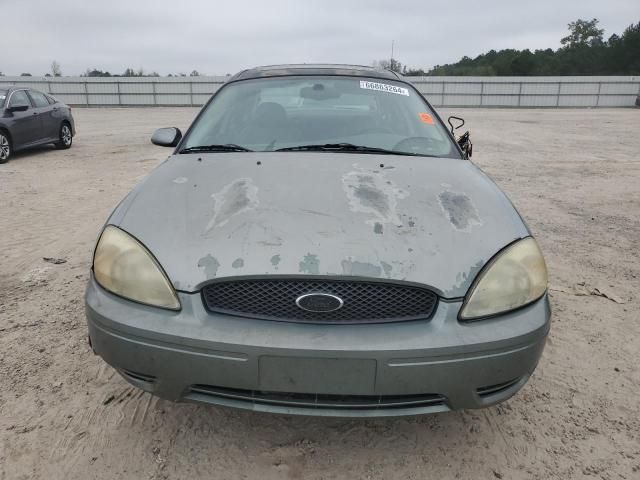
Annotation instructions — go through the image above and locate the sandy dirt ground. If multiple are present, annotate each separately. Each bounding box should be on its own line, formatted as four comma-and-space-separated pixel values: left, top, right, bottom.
1, 107, 639, 480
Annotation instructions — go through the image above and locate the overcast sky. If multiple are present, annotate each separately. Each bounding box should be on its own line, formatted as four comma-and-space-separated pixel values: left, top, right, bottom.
2, 0, 638, 76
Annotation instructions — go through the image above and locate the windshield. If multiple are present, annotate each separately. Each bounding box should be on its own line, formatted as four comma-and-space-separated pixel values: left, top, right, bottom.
182, 76, 460, 158
0, 90, 7, 107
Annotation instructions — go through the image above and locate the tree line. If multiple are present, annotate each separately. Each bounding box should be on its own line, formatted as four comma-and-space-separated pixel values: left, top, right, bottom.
80, 68, 205, 78
0, 65, 207, 78
387, 19, 640, 76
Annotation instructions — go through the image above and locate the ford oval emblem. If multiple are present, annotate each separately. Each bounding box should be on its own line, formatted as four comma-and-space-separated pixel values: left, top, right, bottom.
296, 293, 344, 313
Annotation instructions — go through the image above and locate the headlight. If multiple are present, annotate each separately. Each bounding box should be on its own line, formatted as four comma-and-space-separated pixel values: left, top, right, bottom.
93, 225, 180, 310
459, 237, 547, 320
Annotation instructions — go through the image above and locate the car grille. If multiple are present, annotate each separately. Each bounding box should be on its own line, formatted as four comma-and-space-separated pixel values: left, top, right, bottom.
187, 384, 447, 410
201, 277, 438, 324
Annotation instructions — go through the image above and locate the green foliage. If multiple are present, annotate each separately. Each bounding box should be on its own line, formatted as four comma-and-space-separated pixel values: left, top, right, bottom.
83, 69, 112, 77
121, 67, 159, 77
374, 58, 403, 73
424, 19, 640, 76
561, 18, 604, 48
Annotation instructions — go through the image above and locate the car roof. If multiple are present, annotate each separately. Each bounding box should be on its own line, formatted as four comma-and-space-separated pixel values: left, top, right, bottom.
228, 64, 404, 83
0, 85, 40, 92
0, 85, 51, 94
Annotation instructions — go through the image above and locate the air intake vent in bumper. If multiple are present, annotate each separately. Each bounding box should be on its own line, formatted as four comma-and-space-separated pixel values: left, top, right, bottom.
187, 384, 447, 410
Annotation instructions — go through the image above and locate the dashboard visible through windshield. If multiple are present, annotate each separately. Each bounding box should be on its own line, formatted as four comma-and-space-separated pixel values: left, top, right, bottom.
182, 76, 461, 159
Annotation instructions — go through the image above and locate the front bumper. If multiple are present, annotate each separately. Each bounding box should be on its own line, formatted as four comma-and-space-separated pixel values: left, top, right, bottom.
85, 276, 550, 417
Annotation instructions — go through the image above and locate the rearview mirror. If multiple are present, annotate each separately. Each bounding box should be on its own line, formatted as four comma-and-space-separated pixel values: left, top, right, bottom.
300, 84, 341, 101
8, 104, 29, 113
151, 127, 182, 147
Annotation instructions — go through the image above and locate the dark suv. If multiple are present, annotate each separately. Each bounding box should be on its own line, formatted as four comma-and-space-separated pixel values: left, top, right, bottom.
0, 86, 75, 163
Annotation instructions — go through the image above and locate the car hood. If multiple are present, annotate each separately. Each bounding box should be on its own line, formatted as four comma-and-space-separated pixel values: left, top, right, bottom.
109, 152, 529, 298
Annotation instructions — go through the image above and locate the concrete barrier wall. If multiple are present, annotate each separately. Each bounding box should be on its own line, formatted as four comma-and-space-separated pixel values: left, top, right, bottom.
2, 75, 639, 107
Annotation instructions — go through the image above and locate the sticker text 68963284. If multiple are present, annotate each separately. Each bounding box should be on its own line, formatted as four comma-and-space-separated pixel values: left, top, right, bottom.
360, 80, 409, 96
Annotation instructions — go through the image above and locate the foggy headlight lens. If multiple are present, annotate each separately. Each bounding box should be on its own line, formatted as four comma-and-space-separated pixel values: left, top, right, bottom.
93, 225, 180, 310
459, 237, 547, 320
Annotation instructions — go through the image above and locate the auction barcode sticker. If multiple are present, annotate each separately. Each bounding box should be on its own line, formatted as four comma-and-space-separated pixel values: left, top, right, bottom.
360, 80, 409, 96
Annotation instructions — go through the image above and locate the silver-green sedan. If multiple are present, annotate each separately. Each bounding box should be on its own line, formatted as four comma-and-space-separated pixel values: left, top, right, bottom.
85, 64, 550, 417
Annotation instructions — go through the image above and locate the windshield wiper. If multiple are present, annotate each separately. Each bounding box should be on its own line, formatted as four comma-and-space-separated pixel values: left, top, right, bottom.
274, 143, 431, 157
179, 144, 253, 153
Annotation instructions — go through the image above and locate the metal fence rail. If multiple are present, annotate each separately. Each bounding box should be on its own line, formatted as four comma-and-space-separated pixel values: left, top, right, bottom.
2, 75, 639, 107
411, 76, 640, 107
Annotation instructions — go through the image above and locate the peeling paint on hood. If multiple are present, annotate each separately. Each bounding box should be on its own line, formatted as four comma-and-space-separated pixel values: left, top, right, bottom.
445, 260, 485, 297
342, 166, 409, 227
197, 254, 220, 278
341, 258, 382, 277
270, 254, 281, 269
205, 178, 258, 232
438, 190, 482, 232
298, 253, 320, 275
111, 153, 529, 297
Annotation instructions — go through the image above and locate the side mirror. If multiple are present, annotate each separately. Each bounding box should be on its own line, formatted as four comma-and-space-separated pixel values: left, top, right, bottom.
151, 127, 182, 147
447, 116, 465, 135
8, 104, 29, 113
448, 116, 472, 159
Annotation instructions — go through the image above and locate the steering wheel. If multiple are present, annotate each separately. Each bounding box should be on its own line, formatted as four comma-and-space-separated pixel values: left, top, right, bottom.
392, 136, 437, 154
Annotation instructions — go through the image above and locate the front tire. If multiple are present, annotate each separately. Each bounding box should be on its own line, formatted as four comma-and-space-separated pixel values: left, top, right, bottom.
55, 123, 72, 149
0, 132, 11, 164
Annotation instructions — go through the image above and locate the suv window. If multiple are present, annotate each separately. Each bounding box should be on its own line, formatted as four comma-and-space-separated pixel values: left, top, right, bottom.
8, 90, 31, 108
45, 94, 57, 105
29, 90, 50, 108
